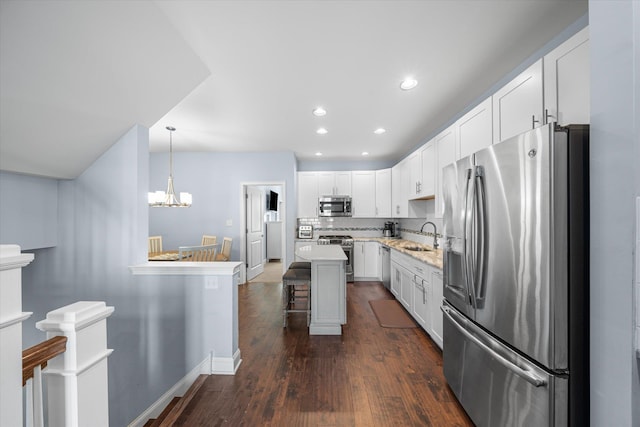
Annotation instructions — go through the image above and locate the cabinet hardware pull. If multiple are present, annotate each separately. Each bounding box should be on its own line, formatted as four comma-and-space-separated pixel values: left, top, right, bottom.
532, 115, 540, 129
544, 109, 555, 125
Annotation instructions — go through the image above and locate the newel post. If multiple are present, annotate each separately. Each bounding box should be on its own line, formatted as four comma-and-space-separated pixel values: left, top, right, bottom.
36, 301, 114, 427
0, 245, 34, 427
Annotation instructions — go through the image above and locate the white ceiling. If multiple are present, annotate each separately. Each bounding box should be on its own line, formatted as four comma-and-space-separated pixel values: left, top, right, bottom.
0, 0, 587, 179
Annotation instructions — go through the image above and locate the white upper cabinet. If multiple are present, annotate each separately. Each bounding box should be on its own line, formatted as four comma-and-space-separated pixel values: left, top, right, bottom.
543, 27, 590, 126
318, 171, 351, 196
434, 125, 457, 218
408, 151, 422, 199
297, 172, 319, 218
420, 141, 436, 197
351, 170, 376, 218
392, 159, 409, 218
375, 168, 392, 218
492, 59, 543, 144
457, 97, 493, 159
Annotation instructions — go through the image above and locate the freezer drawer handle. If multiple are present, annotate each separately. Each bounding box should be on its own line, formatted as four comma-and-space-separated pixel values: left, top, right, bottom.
441, 305, 547, 388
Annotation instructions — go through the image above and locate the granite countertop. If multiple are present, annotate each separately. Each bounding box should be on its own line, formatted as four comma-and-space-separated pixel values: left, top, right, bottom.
354, 237, 443, 270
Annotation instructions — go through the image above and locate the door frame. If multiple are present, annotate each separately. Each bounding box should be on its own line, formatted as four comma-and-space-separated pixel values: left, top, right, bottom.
239, 181, 287, 283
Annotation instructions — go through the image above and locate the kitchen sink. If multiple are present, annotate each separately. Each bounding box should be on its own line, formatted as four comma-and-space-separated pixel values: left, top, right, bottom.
404, 246, 432, 252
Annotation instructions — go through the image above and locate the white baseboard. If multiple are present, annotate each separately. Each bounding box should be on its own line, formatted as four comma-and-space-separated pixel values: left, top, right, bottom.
211, 348, 242, 374
127, 356, 210, 427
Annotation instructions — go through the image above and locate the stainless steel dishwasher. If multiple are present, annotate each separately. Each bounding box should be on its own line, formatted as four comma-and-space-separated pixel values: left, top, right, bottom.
380, 245, 391, 290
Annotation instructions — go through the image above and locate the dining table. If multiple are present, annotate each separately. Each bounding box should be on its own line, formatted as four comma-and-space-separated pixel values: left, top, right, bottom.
148, 250, 181, 261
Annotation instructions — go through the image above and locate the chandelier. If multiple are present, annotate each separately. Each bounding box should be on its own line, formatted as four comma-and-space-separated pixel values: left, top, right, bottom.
148, 126, 192, 207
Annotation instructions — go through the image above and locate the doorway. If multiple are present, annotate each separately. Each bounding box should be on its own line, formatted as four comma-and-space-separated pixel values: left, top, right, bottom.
241, 183, 286, 283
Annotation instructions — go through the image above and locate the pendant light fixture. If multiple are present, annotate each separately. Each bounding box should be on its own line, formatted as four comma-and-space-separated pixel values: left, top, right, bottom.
148, 126, 192, 207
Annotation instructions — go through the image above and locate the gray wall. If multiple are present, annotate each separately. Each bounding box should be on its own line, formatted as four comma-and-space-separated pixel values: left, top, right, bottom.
0, 171, 58, 249
149, 150, 297, 268
589, 1, 640, 425
17, 125, 203, 426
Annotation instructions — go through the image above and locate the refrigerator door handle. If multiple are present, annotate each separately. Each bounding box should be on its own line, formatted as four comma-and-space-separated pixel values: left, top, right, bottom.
473, 166, 487, 308
441, 305, 548, 388
462, 168, 474, 306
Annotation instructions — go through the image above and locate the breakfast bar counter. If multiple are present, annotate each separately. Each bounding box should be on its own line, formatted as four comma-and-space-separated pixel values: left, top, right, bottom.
295, 244, 347, 335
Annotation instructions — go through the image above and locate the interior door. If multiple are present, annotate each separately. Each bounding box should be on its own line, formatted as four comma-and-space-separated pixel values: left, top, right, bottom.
246, 186, 264, 280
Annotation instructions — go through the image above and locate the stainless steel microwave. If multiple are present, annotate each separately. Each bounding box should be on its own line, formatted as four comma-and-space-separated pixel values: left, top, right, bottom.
319, 196, 352, 217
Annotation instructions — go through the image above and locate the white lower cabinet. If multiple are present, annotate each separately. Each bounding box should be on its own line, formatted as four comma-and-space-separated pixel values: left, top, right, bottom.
354, 241, 380, 280
412, 274, 430, 331
430, 269, 444, 349
390, 249, 443, 349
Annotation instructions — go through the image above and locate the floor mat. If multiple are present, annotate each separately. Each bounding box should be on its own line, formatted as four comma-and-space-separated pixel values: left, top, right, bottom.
369, 299, 418, 328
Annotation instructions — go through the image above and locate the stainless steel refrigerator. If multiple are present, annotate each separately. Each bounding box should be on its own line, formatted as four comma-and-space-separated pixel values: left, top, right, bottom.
441, 123, 589, 426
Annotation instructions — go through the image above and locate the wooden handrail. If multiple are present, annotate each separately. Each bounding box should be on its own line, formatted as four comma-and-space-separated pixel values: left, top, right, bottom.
22, 336, 67, 386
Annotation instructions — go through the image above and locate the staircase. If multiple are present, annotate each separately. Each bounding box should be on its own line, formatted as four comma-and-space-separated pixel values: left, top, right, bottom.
143, 375, 208, 426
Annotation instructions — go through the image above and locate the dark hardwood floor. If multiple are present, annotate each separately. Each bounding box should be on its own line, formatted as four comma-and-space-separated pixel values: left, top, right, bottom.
175, 281, 474, 426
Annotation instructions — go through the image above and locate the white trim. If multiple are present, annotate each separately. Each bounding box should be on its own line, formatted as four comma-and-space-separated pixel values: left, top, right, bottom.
0, 253, 35, 270
309, 324, 342, 335
36, 303, 114, 332
129, 261, 242, 276
0, 311, 32, 329
211, 348, 242, 375
127, 356, 211, 427
42, 349, 113, 377
239, 181, 287, 284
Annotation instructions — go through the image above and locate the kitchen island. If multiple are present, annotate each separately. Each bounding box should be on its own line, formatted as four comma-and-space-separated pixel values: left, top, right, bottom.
295, 244, 347, 335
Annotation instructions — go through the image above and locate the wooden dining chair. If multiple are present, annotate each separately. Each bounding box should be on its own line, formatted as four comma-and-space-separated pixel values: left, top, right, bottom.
201, 234, 217, 246
215, 237, 232, 261
178, 244, 218, 261
148, 236, 163, 253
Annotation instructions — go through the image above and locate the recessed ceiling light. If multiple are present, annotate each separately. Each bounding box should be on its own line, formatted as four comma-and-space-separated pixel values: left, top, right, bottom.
362, 152, 369, 156
312, 107, 327, 117
374, 128, 386, 135
316, 128, 328, 135
400, 77, 418, 90
315, 152, 323, 156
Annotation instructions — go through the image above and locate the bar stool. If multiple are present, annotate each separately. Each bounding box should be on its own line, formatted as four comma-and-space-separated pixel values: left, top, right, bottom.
288, 261, 311, 270
282, 267, 311, 327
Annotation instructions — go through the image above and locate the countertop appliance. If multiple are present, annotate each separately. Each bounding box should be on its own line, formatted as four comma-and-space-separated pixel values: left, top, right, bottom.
297, 225, 313, 239
383, 221, 396, 237
441, 124, 589, 427
317, 235, 353, 281
319, 196, 352, 217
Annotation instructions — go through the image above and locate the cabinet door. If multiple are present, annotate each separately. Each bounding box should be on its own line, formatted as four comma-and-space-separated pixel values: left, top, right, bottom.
412, 277, 430, 330
351, 171, 376, 218
457, 97, 493, 159
375, 168, 392, 217
430, 269, 444, 349
334, 171, 352, 196
363, 241, 379, 278
392, 161, 408, 218
408, 151, 421, 199
399, 266, 413, 311
297, 172, 319, 217
434, 125, 457, 219
390, 262, 401, 297
543, 27, 589, 126
492, 59, 543, 143
353, 241, 365, 278
317, 172, 336, 196
420, 142, 436, 197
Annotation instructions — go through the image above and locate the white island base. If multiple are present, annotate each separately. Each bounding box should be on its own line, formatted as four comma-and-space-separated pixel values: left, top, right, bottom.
295, 244, 347, 335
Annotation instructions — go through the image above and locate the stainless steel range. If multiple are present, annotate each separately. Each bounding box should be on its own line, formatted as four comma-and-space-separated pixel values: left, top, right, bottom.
317, 235, 353, 282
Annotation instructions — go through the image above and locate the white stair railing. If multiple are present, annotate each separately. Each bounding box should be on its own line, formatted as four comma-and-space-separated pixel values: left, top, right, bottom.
0, 245, 34, 427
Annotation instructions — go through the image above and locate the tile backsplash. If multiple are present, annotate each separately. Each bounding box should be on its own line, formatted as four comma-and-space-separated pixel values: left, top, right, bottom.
296, 216, 443, 247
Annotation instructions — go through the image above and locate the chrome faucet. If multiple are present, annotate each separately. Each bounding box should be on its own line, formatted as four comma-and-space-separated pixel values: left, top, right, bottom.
420, 221, 439, 250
